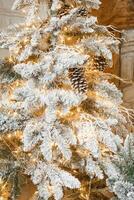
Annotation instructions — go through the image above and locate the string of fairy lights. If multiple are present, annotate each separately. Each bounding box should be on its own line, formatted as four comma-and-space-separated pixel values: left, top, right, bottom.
1, 1, 134, 200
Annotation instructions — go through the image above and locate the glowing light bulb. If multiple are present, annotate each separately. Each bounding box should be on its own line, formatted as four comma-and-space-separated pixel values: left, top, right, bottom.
18, 134, 23, 139
14, 131, 17, 136
14, 49, 19, 54
14, 150, 19, 154
32, 25, 36, 28
32, 158, 36, 163
8, 57, 13, 63
23, 38, 29, 44
0, 178, 3, 184
7, 134, 11, 139
0, 197, 4, 200
22, 9, 27, 14
25, 27, 29, 30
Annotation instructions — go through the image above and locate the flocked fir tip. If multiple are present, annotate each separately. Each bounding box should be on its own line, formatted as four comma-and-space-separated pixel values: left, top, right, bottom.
0, 0, 133, 200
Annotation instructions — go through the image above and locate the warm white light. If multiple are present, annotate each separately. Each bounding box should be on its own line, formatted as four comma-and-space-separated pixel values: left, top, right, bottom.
7, 134, 12, 139
0, 178, 3, 184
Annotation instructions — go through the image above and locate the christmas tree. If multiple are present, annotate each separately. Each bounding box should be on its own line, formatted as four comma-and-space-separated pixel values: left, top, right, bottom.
0, 0, 133, 199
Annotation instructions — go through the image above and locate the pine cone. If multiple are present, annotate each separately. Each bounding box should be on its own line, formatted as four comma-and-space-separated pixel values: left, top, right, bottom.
93, 56, 108, 71
77, 7, 88, 17
69, 67, 88, 94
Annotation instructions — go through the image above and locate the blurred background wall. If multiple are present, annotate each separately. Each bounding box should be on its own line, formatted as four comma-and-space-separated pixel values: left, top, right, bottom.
96, 0, 134, 109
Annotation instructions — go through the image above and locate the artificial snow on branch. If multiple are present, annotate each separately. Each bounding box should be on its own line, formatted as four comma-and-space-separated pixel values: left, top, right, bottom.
0, 0, 133, 199
105, 134, 134, 200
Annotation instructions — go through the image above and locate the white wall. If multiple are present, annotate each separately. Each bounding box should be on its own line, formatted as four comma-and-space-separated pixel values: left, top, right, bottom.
121, 30, 134, 108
